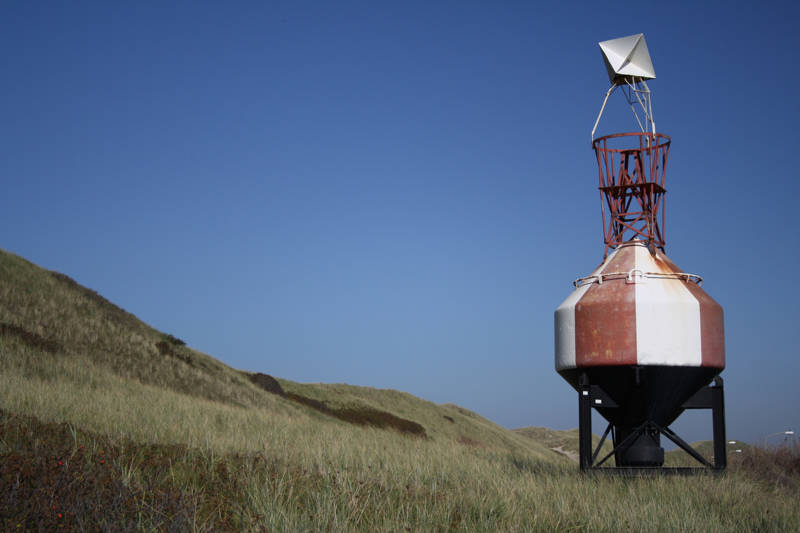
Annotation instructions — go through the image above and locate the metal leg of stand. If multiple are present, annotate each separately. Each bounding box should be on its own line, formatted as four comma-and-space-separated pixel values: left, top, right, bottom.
712, 377, 727, 470
579, 373, 592, 471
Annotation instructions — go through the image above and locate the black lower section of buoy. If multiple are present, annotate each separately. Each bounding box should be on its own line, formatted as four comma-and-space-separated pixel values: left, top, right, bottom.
559, 365, 721, 429
616, 430, 664, 466
559, 365, 726, 471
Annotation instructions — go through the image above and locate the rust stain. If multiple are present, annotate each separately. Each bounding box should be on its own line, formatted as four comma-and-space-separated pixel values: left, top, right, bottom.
575, 246, 637, 366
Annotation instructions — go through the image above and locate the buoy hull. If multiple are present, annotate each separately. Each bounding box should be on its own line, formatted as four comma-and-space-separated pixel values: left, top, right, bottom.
555, 242, 725, 372
554, 242, 725, 467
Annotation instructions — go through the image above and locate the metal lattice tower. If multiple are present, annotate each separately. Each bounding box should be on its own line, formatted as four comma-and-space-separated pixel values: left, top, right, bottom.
593, 132, 670, 258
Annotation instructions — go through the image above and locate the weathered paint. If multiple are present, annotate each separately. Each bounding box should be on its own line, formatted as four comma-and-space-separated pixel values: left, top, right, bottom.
554, 254, 612, 370
574, 246, 637, 367
633, 244, 702, 366
554, 242, 725, 371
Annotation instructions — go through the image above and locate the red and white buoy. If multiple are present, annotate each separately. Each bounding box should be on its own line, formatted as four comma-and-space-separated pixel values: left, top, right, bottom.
555, 241, 724, 371
555, 35, 727, 471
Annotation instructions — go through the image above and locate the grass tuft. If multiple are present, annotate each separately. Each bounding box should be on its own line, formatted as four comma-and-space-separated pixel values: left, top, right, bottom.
48, 270, 139, 327
161, 333, 186, 346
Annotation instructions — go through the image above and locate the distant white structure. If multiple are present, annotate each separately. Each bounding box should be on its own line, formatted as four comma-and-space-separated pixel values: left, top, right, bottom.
592, 33, 657, 141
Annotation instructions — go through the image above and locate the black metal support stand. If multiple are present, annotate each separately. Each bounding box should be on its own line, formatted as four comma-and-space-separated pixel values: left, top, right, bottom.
686, 375, 727, 470
578, 373, 726, 473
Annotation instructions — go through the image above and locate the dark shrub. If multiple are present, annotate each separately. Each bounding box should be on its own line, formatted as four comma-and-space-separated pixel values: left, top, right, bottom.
249, 373, 286, 397
0, 322, 61, 354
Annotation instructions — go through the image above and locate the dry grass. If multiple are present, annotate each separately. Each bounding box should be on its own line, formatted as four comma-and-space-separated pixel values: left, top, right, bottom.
0, 249, 267, 409
3, 401, 798, 532
1, 247, 799, 531
733, 442, 800, 491
514, 425, 616, 462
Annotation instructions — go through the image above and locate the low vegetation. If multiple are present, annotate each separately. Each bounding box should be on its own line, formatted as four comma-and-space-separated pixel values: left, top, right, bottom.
514, 426, 614, 462
1, 247, 798, 531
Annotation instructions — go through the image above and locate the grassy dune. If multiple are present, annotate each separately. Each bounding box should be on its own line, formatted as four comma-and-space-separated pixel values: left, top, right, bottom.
1, 247, 799, 531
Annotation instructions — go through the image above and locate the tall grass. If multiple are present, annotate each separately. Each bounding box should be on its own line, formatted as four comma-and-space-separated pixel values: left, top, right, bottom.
2, 247, 799, 531
4, 404, 798, 531
3, 346, 799, 531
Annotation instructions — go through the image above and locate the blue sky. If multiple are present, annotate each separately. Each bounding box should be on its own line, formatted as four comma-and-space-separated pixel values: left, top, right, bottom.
2, 1, 798, 446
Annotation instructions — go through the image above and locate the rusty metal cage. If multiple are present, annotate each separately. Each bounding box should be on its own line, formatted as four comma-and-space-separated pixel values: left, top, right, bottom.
593, 132, 670, 258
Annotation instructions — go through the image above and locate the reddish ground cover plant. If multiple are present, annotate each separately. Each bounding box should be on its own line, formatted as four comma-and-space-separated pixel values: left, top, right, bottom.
0, 410, 255, 531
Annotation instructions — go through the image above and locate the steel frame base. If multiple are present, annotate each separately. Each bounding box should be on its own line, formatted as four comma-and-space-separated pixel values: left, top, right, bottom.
578, 373, 726, 473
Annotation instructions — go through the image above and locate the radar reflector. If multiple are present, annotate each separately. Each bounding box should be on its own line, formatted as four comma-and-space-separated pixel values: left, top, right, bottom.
599, 33, 655, 84
591, 33, 657, 141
